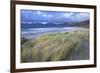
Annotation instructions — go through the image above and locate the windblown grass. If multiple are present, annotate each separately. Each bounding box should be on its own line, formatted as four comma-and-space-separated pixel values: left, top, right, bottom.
21, 29, 89, 63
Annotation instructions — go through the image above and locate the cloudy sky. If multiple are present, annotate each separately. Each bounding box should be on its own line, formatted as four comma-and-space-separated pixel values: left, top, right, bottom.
21, 10, 90, 23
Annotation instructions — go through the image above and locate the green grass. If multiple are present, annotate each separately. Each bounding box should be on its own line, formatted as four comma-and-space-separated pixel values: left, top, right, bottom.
21, 29, 89, 63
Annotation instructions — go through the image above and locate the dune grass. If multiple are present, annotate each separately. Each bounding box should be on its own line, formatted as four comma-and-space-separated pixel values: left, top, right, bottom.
21, 29, 89, 63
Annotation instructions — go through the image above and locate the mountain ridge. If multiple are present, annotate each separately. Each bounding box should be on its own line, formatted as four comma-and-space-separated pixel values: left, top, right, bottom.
21, 20, 89, 28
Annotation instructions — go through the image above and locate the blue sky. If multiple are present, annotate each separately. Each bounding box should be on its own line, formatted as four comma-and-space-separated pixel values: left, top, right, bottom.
21, 10, 89, 23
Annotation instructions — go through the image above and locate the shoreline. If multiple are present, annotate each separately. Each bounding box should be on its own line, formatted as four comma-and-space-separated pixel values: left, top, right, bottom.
21, 27, 88, 39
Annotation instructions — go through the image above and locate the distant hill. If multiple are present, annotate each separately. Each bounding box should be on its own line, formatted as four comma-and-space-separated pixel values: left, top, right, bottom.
64, 20, 89, 28
21, 20, 89, 28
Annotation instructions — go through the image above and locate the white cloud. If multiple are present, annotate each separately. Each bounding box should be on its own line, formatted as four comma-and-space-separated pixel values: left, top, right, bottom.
54, 23, 61, 25
63, 12, 74, 18
37, 11, 42, 15
42, 14, 47, 17
64, 13, 70, 17
79, 13, 89, 16
48, 14, 53, 17
41, 22, 48, 24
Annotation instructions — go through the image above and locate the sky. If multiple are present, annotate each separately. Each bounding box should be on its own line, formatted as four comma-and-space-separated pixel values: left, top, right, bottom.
21, 10, 90, 24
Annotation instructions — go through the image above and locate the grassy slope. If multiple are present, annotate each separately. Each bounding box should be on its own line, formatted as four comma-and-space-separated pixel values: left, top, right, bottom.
21, 29, 89, 63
